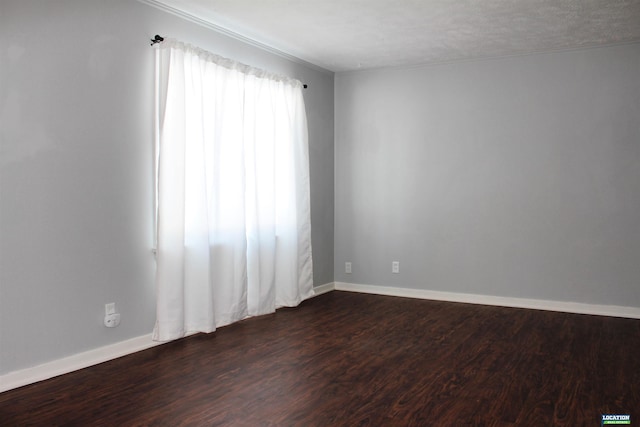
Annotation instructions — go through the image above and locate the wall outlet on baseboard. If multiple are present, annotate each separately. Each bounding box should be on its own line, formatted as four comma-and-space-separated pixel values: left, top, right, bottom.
345, 262, 352, 274
392, 261, 400, 273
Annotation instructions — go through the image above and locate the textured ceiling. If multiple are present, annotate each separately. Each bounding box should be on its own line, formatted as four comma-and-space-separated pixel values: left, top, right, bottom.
151, 0, 640, 71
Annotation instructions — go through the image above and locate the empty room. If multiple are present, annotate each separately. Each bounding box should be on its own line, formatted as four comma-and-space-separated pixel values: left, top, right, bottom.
1, 0, 639, 425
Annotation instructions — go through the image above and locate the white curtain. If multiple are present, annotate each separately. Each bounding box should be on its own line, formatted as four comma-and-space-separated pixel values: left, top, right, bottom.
153, 39, 314, 342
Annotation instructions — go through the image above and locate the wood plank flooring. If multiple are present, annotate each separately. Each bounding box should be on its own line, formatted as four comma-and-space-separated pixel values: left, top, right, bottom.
1, 291, 638, 426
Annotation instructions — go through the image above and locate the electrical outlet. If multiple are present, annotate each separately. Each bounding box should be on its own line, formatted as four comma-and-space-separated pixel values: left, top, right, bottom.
104, 313, 121, 328
345, 262, 352, 274
392, 261, 400, 273
105, 303, 116, 315
104, 303, 120, 327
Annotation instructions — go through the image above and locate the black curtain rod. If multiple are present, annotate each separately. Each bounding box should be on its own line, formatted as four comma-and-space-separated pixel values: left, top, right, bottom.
149, 34, 307, 89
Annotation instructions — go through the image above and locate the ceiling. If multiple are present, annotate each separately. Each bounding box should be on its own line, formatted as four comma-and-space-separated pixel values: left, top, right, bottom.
152, 0, 640, 72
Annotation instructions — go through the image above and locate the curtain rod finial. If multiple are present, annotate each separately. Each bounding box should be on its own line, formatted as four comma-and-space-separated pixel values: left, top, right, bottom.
151, 35, 165, 46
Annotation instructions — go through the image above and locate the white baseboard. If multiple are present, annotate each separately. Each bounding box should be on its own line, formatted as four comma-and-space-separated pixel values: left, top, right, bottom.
313, 282, 336, 297
4, 281, 635, 394
0, 334, 163, 394
0, 286, 337, 394
334, 282, 640, 319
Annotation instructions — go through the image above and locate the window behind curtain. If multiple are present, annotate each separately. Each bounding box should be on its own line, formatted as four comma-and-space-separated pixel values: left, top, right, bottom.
153, 39, 314, 342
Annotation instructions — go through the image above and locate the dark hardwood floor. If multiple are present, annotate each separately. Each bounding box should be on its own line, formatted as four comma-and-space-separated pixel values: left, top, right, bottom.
1, 291, 638, 426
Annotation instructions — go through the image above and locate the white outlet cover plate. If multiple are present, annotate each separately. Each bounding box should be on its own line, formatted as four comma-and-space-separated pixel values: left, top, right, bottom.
105, 303, 116, 315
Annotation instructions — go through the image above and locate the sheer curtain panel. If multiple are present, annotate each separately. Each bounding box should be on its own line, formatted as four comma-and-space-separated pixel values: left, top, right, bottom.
153, 40, 314, 342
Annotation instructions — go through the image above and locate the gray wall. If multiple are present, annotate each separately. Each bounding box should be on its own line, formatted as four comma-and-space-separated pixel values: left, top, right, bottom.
335, 44, 640, 307
0, 0, 334, 375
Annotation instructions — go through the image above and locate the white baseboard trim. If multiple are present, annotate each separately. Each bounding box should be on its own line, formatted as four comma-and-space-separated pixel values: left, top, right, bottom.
313, 282, 336, 297
0, 334, 163, 394
1, 285, 336, 394
4, 281, 635, 394
334, 282, 640, 319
